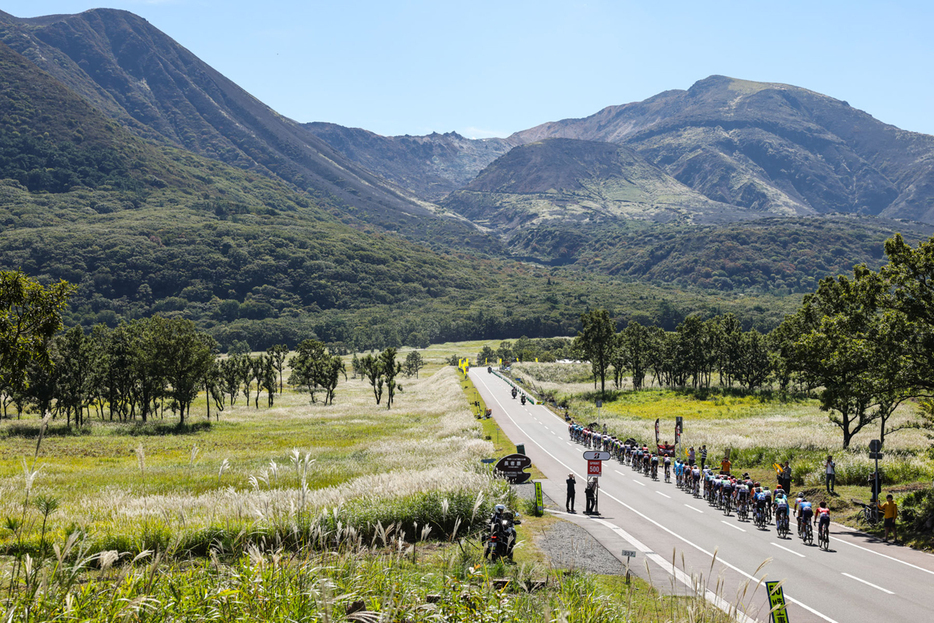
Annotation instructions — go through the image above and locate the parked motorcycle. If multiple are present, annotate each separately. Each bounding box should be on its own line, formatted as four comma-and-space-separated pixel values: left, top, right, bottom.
484, 510, 521, 561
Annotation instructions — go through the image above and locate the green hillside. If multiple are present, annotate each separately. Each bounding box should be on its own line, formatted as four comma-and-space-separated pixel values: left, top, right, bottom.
0, 40, 800, 349
509, 217, 932, 294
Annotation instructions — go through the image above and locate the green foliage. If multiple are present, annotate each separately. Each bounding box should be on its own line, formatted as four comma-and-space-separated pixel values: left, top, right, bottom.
288, 339, 345, 405
0, 270, 74, 395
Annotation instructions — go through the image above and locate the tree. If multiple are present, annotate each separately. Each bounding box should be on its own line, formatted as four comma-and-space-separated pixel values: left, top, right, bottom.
619, 321, 651, 390
258, 354, 277, 407
360, 354, 384, 405
734, 329, 772, 391
575, 309, 616, 398
403, 351, 425, 378
0, 271, 74, 396
783, 275, 902, 448
154, 317, 216, 425
266, 344, 289, 393
289, 340, 344, 405
380, 348, 403, 409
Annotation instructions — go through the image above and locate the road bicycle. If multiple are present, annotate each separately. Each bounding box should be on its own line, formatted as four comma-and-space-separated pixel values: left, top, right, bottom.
651, 463, 658, 480
856, 502, 880, 527
723, 494, 732, 516
818, 522, 830, 550
664, 465, 671, 483
736, 500, 748, 521
776, 511, 790, 538
801, 521, 813, 545
754, 506, 766, 529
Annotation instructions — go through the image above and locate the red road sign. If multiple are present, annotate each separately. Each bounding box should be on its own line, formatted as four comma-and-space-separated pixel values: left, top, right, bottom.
587, 459, 602, 477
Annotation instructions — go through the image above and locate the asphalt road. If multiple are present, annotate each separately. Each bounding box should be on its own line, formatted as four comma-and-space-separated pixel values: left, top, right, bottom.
470, 368, 934, 623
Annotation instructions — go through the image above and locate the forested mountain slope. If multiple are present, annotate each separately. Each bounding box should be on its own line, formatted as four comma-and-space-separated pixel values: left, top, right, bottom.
1, 39, 797, 348
0, 8, 489, 245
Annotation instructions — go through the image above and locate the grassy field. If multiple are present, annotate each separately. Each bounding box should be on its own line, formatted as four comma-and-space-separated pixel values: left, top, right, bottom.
0, 349, 512, 559
0, 341, 747, 622
512, 361, 934, 548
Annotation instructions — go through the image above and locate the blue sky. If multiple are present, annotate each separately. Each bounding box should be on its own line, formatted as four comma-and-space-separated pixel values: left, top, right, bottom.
5, 1, 933, 138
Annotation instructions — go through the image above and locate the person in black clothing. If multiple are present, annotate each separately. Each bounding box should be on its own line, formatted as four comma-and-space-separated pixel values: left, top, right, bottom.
700, 445, 708, 471
566, 473, 576, 512
585, 477, 598, 514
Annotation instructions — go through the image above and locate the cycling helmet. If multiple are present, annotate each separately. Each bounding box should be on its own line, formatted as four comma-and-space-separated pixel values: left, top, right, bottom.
754, 482, 760, 487
775, 484, 783, 490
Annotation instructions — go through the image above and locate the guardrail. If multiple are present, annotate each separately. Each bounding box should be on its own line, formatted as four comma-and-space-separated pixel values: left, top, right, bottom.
489, 368, 538, 405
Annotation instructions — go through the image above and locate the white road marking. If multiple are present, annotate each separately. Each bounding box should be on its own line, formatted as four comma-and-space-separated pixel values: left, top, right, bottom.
471, 370, 839, 623
841, 572, 894, 595
632, 480, 646, 487
835, 537, 934, 576
656, 491, 671, 499
550, 430, 556, 435
721, 520, 746, 533
771, 542, 805, 558
684, 504, 703, 514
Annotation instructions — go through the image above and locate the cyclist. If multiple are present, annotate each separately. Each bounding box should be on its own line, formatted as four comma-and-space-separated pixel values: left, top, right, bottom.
796, 496, 813, 538
735, 478, 749, 517
761, 484, 773, 522
816, 501, 831, 543
651, 453, 660, 480
692, 464, 702, 496
754, 484, 768, 525
774, 489, 789, 534
664, 453, 672, 482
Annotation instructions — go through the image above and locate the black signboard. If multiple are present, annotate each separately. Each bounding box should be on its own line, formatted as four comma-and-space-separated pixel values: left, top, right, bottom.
494, 453, 533, 484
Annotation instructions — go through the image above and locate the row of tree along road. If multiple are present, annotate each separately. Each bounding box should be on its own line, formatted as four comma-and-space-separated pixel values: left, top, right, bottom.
6, 232, 934, 443
573, 233, 934, 450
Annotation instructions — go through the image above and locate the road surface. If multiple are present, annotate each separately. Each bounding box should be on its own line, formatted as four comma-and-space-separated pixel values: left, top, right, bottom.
470, 368, 934, 623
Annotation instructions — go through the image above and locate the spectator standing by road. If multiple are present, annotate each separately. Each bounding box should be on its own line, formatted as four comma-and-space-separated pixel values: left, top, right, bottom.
700, 445, 708, 471
566, 473, 576, 513
825, 456, 836, 494
878, 494, 899, 543
780, 461, 792, 493
688, 446, 695, 466
585, 477, 598, 514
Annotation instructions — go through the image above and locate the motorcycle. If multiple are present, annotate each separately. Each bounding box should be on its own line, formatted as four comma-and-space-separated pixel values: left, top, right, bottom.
520, 395, 526, 405
484, 511, 521, 561
487, 366, 492, 373
511, 387, 517, 399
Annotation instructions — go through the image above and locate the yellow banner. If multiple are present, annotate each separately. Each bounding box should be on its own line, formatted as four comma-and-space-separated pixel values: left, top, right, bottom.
766, 581, 789, 623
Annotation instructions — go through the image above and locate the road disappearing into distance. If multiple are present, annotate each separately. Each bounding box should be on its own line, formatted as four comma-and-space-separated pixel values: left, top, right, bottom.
470, 368, 934, 623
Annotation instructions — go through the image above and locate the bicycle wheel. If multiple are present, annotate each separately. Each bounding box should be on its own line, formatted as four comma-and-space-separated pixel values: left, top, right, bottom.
805, 524, 813, 545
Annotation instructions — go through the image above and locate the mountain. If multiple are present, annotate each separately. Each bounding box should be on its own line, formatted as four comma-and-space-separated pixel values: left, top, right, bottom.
0, 8, 491, 246
304, 124, 514, 202
510, 76, 934, 223
440, 138, 748, 237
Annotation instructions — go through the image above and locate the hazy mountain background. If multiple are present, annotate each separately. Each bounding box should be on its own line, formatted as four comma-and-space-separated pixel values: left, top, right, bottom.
2, 7, 932, 349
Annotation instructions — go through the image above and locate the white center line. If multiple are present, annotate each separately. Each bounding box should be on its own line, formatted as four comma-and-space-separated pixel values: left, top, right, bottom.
656, 491, 671, 499
721, 520, 746, 533
550, 430, 556, 435
633, 480, 646, 487
615, 470, 625, 476
841, 572, 894, 595
684, 504, 703, 514
771, 542, 805, 558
